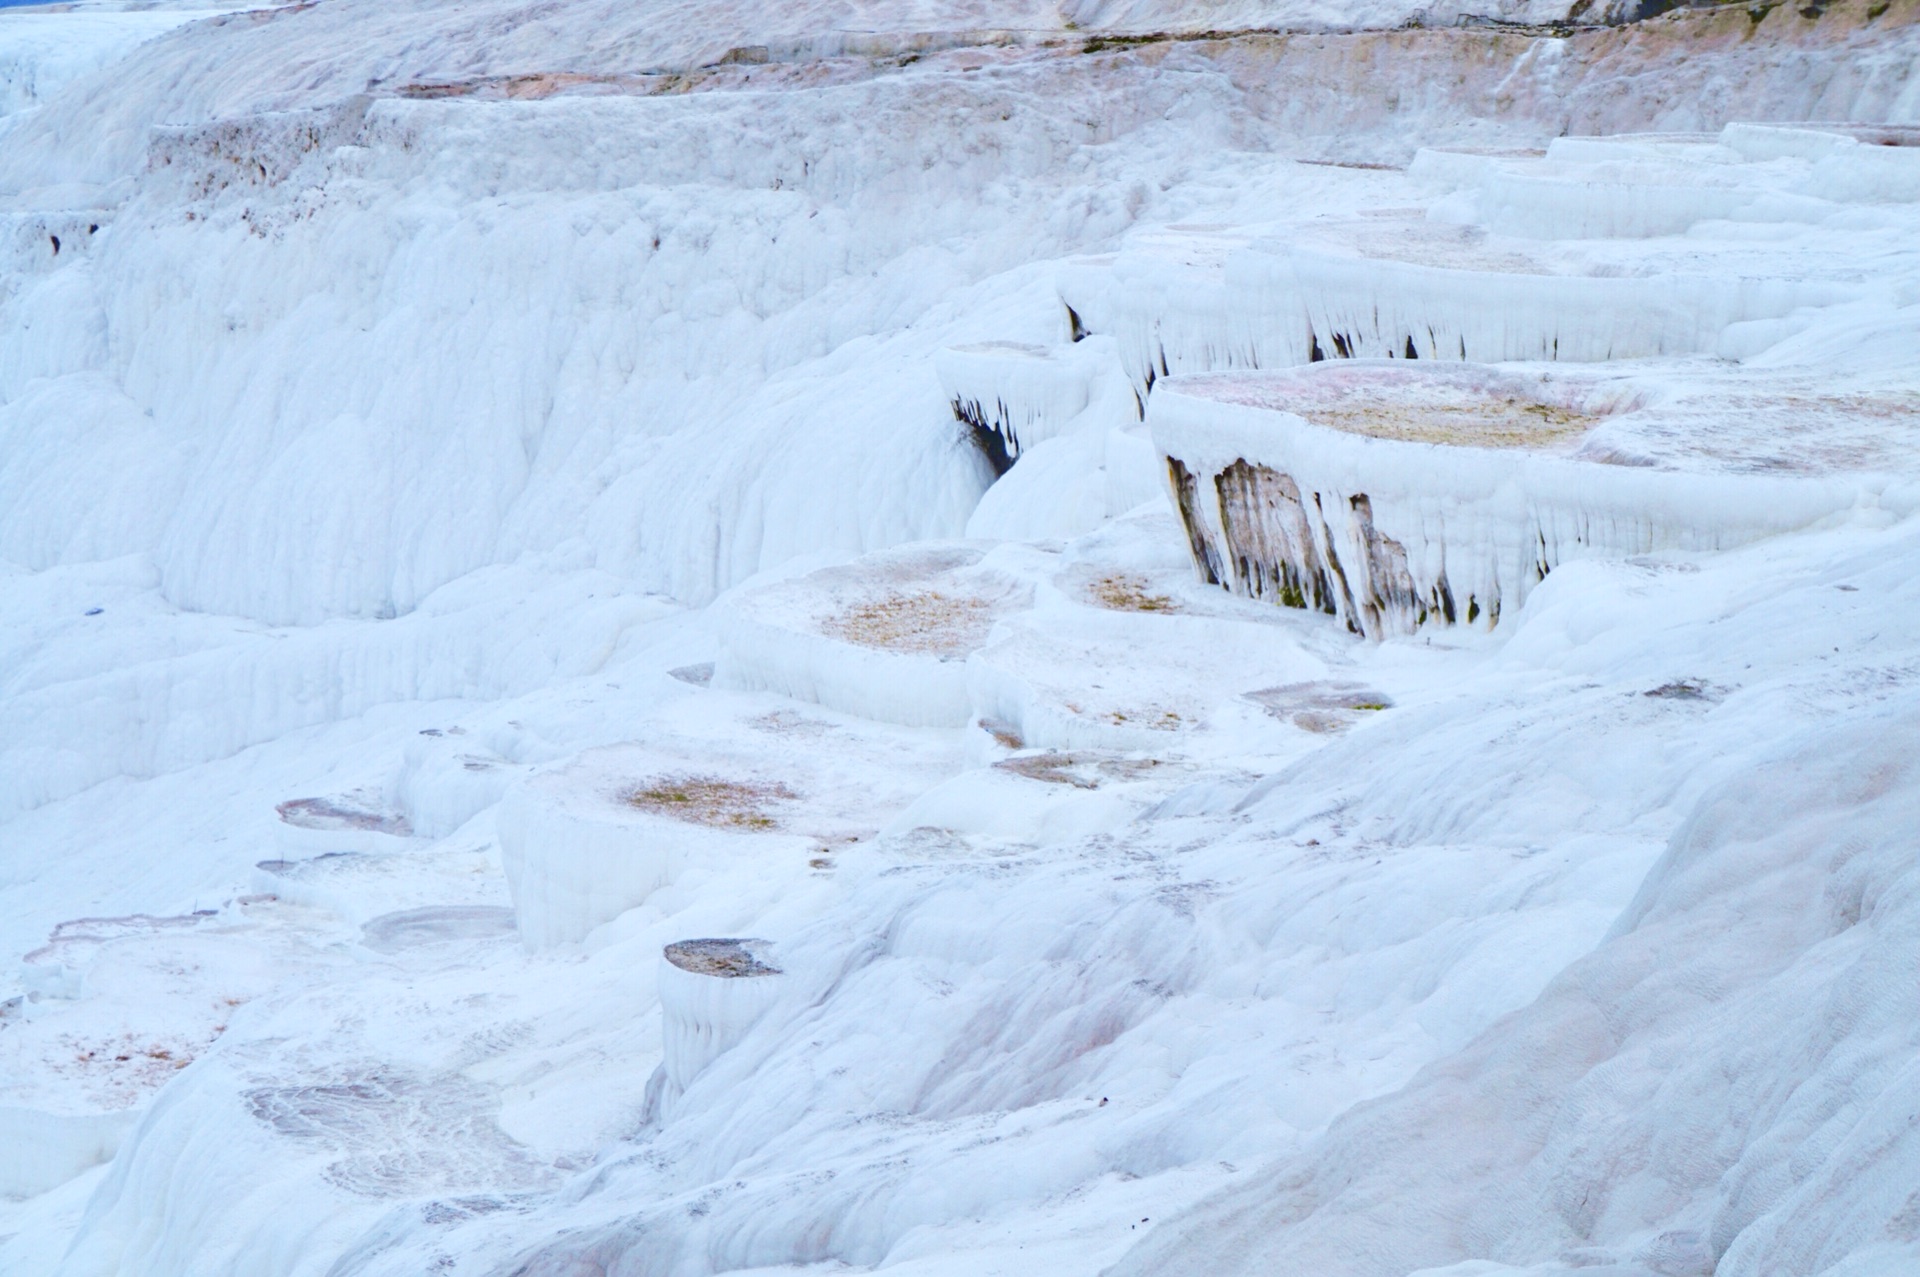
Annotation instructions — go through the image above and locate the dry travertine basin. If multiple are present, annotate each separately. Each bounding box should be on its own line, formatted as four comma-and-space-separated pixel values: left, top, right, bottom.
500, 752, 812, 952
1577, 384, 1920, 475
711, 542, 1034, 727
819, 589, 999, 655
1175, 363, 1611, 450
663, 938, 781, 977
1174, 362, 1920, 473
1290, 212, 1558, 275
624, 775, 798, 831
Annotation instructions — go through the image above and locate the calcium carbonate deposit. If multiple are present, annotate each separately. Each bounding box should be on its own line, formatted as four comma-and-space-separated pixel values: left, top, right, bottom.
3, 0, 1919, 1274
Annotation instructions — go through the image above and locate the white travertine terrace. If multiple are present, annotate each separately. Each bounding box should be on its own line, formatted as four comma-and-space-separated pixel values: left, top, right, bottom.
1062, 121, 1907, 405
1153, 362, 1920, 637
712, 542, 1034, 727
498, 747, 809, 950
657, 938, 785, 1111
8, 2, 1920, 1273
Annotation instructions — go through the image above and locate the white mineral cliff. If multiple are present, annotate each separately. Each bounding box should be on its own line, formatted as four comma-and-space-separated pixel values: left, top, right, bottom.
2, 1, 1919, 1275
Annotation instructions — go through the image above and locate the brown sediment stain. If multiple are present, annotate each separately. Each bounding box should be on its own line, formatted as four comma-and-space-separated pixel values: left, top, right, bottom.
996, 752, 1171, 787
1180, 458, 1467, 637
626, 776, 797, 830
1168, 457, 1224, 585
821, 590, 998, 654
276, 795, 411, 836
662, 938, 781, 977
1304, 397, 1597, 447
1085, 573, 1179, 613
1245, 682, 1395, 732
1347, 493, 1423, 637
1214, 461, 1339, 614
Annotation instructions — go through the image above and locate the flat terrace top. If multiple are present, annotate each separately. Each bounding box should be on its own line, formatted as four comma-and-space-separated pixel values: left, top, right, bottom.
1275, 214, 1563, 275
1579, 382, 1920, 476
734, 543, 1032, 656
1502, 155, 1811, 190
1268, 207, 1856, 278
1171, 364, 1608, 450
1166, 363, 1920, 476
1058, 224, 1252, 288
1123, 223, 1260, 268
946, 341, 1050, 359
1242, 188, 1907, 287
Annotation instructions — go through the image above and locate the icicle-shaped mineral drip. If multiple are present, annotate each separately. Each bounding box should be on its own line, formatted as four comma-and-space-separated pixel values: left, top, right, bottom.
1056, 237, 1294, 406
1277, 250, 1803, 364
935, 340, 1101, 466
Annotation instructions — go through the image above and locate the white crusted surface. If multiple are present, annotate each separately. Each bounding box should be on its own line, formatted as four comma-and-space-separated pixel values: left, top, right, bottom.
2, 4, 1920, 1276
712, 542, 1035, 727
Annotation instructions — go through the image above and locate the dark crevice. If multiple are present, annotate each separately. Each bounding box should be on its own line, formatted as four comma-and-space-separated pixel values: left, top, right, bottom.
952, 398, 1014, 477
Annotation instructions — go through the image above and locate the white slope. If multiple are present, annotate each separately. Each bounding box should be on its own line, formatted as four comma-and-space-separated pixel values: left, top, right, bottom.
0, 11, 201, 122
1114, 541, 1920, 1277
0, 2, 1918, 1276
